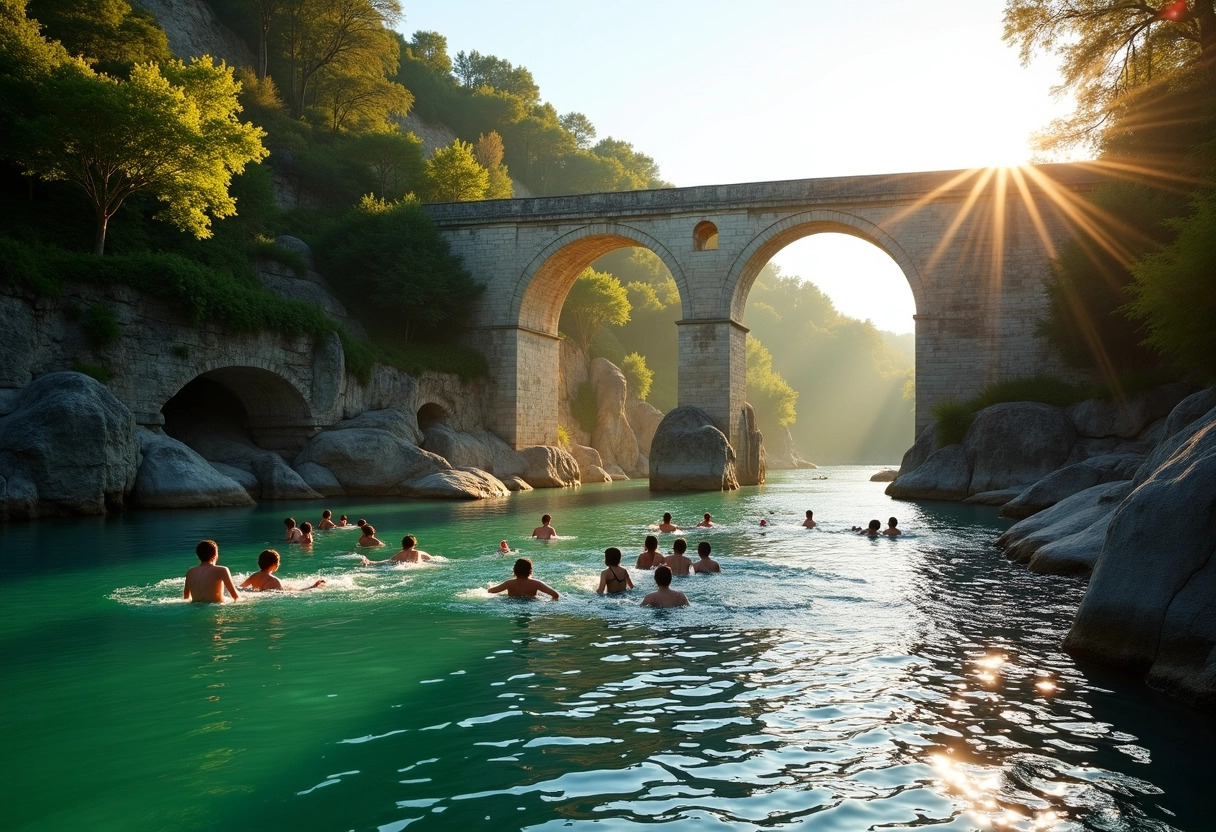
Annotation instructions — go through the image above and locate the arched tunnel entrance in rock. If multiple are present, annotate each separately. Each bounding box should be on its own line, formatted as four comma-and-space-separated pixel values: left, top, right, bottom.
417, 402, 448, 432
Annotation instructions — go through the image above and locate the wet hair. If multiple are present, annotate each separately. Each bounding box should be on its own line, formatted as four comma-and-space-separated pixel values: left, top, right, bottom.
258, 549, 281, 570
541, 514, 551, 524
339, 515, 348, 523
644, 535, 659, 551
362, 524, 376, 536
672, 538, 687, 555
300, 522, 312, 535
868, 519, 881, 532
284, 517, 296, 528
513, 557, 533, 578
806, 510, 814, 519
401, 535, 416, 548
663, 512, 672, 522
654, 565, 673, 587
703, 513, 711, 521
888, 517, 898, 527
322, 510, 332, 519
196, 540, 218, 561
697, 541, 711, 557
357, 519, 367, 527
604, 547, 622, 566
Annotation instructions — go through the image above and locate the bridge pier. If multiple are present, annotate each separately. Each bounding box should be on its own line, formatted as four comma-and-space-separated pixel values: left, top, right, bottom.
470, 324, 561, 448
676, 318, 749, 450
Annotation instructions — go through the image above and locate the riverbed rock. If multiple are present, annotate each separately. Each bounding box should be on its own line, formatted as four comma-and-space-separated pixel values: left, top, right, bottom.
736, 403, 766, 487
895, 424, 937, 479
518, 445, 580, 488
966, 403, 1076, 493
501, 476, 533, 492
132, 429, 253, 509
870, 468, 898, 482
0, 372, 140, 519
211, 461, 260, 493
569, 443, 605, 476
331, 408, 423, 445
251, 453, 322, 501
1000, 453, 1142, 519
649, 406, 739, 492
1131, 392, 1216, 488
885, 444, 970, 501
294, 427, 451, 495
590, 358, 641, 475
627, 398, 664, 458
1026, 510, 1116, 577
999, 480, 1133, 564
407, 468, 510, 499
964, 488, 1023, 506
604, 463, 629, 481
294, 461, 344, 497
1065, 414, 1216, 708
1066, 383, 1191, 439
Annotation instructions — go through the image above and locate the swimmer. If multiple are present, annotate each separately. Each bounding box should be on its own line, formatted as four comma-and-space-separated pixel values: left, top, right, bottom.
489, 557, 560, 600
657, 512, 680, 533
802, 510, 817, 529
663, 538, 692, 576
241, 549, 325, 591
337, 514, 351, 527
318, 510, 336, 531
596, 547, 634, 594
499, 540, 514, 555
696, 513, 714, 528
858, 519, 881, 538
298, 521, 314, 546
692, 541, 720, 573
284, 517, 302, 543
636, 535, 663, 570
357, 524, 385, 548
759, 518, 767, 527
183, 539, 240, 604
531, 514, 557, 540
357, 518, 367, 529
641, 565, 688, 608
363, 535, 433, 565
882, 517, 902, 537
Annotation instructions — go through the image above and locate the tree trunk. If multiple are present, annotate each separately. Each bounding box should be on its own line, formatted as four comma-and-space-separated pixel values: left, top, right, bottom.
94, 210, 108, 255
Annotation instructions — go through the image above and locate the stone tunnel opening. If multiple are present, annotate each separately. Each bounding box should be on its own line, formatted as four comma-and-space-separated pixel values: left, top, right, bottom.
417, 402, 448, 431
162, 377, 249, 445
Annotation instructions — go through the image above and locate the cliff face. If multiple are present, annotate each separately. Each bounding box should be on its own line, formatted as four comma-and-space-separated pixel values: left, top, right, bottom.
135, 0, 254, 67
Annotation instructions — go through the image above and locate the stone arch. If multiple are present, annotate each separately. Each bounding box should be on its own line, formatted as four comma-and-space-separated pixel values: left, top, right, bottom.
725, 210, 925, 322
514, 223, 690, 334
693, 220, 719, 251
416, 402, 448, 431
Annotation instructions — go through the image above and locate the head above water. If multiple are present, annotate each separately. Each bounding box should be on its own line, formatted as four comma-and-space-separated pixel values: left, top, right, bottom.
654, 565, 673, 587
806, 510, 814, 519
604, 547, 622, 566
697, 541, 711, 557
541, 514, 552, 524
663, 512, 672, 523
402, 535, 416, 549
644, 535, 659, 552
284, 517, 296, 528
703, 513, 712, 522
340, 515, 348, 523
513, 557, 533, 578
300, 522, 312, 534
258, 549, 281, 570
888, 517, 899, 527
868, 519, 881, 532
673, 538, 687, 555
357, 519, 367, 527
363, 524, 376, 536
322, 510, 332, 519
196, 539, 218, 562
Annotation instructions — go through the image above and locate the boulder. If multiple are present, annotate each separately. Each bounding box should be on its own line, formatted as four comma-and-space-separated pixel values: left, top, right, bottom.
0, 387, 20, 417
870, 469, 898, 482
627, 397, 664, 458
423, 424, 495, 470
1066, 383, 1191, 439
211, 461, 260, 493
581, 464, 613, 483
179, 428, 319, 500
331, 408, 423, 445
517, 445, 580, 488
965, 403, 1076, 494
0, 372, 139, 519
649, 406, 739, 492
294, 461, 344, 497
1026, 510, 1115, 577
295, 427, 451, 495
963, 488, 1022, 506
1131, 393, 1216, 488
501, 475, 533, 492
895, 424, 937, 479
1065, 413, 1216, 708
407, 468, 510, 499
998, 480, 1133, 564
736, 403, 766, 487
885, 445, 970, 501
590, 358, 642, 475
569, 443, 605, 475
251, 453, 322, 500
1000, 453, 1142, 519
132, 429, 253, 509
604, 463, 629, 481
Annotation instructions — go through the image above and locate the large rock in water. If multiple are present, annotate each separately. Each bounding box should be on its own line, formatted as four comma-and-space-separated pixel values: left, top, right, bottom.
1065, 412, 1216, 708
0, 372, 140, 519
589, 358, 641, 475
408, 468, 510, 499
627, 398, 664, 458
294, 427, 451, 495
885, 445, 970, 501
133, 428, 253, 509
965, 403, 1075, 493
998, 480, 1133, 564
517, 445, 580, 488
736, 403, 765, 487
649, 406, 739, 492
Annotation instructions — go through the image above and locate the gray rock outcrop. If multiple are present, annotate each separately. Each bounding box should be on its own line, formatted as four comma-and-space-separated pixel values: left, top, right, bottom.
133, 429, 253, 509
517, 445, 580, 488
998, 480, 1133, 564
589, 358, 642, 476
294, 426, 451, 496
649, 406, 739, 492
1000, 453, 1143, 519
736, 403, 766, 487
885, 444, 970, 501
0, 372, 140, 519
409, 468, 510, 499
627, 398, 664, 458
966, 403, 1076, 493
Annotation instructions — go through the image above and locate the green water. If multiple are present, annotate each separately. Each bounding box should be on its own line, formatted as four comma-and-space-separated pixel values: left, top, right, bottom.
1, 468, 1213, 831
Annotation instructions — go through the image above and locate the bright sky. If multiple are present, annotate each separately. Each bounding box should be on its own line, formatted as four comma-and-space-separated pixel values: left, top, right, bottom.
397, 0, 1080, 333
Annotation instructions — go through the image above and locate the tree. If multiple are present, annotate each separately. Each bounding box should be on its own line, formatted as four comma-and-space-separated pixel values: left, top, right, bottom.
592, 137, 668, 189
405, 29, 451, 76
559, 111, 596, 148
621, 352, 653, 400
746, 336, 799, 439
474, 131, 512, 199
13, 56, 268, 254
452, 49, 539, 106
310, 63, 412, 132
27, 0, 171, 75
423, 139, 488, 202
559, 268, 631, 351
352, 129, 423, 198
1003, 0, 1216, 151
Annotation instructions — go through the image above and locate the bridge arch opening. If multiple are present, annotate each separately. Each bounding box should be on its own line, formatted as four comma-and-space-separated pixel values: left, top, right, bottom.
160, 366, 316, 452
693, 221, 718, 251
731, 218, 919, 465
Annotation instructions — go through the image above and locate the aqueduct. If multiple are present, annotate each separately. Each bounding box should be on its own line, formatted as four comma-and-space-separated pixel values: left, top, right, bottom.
424, 163, 1104, 452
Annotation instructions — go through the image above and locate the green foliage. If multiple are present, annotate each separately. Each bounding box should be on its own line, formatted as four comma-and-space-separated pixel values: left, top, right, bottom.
559, 268, 631, 351
453, 49, 539, 106
572, 381, 597, 434
80, 302, 120, 349
555, 424, 571, 448
746, 337, 798, 439
316, 196, 484, 341
71, 360, 111, 384
621, 351, 653, 401
1128, 185, 1216, 384
27, 0, 171, 76
352, 129, 424, 200
932, 399, 974, 447
251, 237, 309, 275
969, 375, 1086, 410
424, 139, 488, 202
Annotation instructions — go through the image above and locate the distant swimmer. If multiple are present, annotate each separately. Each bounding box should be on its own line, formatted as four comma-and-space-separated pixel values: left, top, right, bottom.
759, 518, 767, 527
363, 535, 433, 565
337, 514, 352, 528
298, 522, 314, 547
636, 535, 663, 570
318, 510, 337, 531
531, 514, 557, 540
696, 513, 714, 528
499, 540, 515, 555
882, 517, 902, 537
856, 519, 881, 538
692, 541, 720, 573
802, 510, 817, 529
657, 512, 680, 533
183, 539, 240, 604
284, 517, 303, 543
663, 538, 692, 576
241, 549, 325, 591
596, 547, 634, 594
489, 557, 560, 600
641, 565, 688, 608
357, 524, 385, 548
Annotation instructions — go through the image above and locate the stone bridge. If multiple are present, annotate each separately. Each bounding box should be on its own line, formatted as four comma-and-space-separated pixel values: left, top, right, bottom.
424, 163, 1103, 452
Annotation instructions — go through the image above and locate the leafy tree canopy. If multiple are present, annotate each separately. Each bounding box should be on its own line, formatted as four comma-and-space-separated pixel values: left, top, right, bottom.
424, 139, 489, 202
560, 267, 631, 351
27, 0, 170, 75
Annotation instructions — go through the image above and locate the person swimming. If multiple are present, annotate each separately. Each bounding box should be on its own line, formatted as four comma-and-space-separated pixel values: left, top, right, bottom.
488, 558, 560, 600
882, 517, 902, 537
663, 538, 692, 576
241, 549, 325, 591
656, 512, 680, 533
636, 535, 663, 570
284, 517, 303, 543
696, 513, 714, 528
641, 565, 688, 608
692, 541, 720, 573
802, 510, 817, 529
531, 514, 557, 540
596, 547, 634, 594
357, 524, 384, 547
318, 510, 336, 531
362, 535, 434, 565
858, 519, 881, 538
